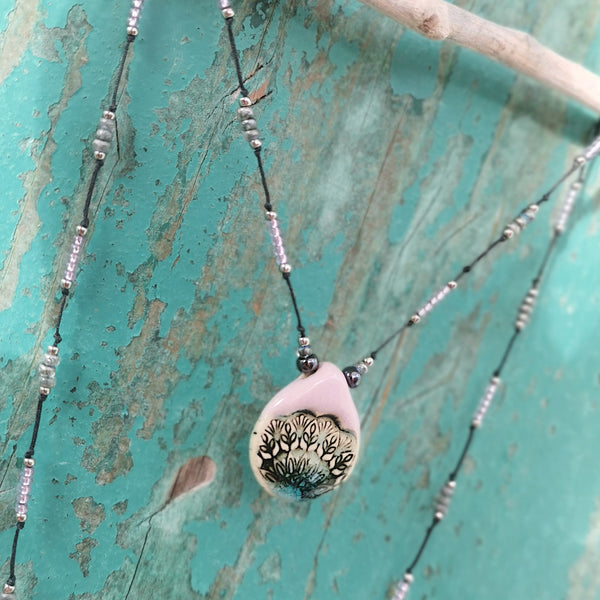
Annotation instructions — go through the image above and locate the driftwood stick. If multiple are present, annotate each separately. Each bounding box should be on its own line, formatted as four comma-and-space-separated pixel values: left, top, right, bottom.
357, 0, 600, 114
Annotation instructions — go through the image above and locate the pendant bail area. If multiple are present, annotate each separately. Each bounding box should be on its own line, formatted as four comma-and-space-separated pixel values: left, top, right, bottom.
295, 336, 319, 375
249, 362, 360, 500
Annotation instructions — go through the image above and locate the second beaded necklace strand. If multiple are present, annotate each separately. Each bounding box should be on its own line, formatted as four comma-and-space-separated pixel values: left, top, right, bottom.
0, 2, 146, 597
391, 165, 589, 599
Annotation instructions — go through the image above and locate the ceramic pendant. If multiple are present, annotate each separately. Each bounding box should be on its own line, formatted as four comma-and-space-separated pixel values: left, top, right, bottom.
249, 362, 360, 500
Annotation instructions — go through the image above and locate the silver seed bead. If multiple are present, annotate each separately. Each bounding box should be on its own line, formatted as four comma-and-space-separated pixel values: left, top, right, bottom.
298, 337, 310, 347
392, 573, 414, 600
582, 134, 600, 162
24, 457, 35, 468
243, 129, 261, 142
76, 225, 88, 236
39, 375, 56, 388
95, 125, 113, 142
94, 151, 107, 160
241, 118, 257, 131
265, 211, 277, 221
280, 263, 292, 273
127, 26, 139, 36
237, 106, 254, 120
250, 139, 262, 149
40, 386, 51, 395
103, 110, 115, 120
43, 353, 60, 368
239, 96, 252, 107
222, 7, 235, 18
38, 363, 55, 378
298, 345, 312, 358
364, 356, 374, 367
410, 314, 420, 323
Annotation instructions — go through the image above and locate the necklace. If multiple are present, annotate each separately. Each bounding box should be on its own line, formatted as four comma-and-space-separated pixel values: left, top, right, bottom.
1, 2, 599, 599
217, 1, 600, 503
0, 2, 144, 596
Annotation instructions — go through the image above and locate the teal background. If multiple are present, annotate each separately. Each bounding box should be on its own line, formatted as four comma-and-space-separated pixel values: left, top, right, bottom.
0, 1, 599, 599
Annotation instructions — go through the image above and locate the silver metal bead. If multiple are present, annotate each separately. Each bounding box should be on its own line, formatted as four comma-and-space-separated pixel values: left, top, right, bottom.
24, 457, 35, 468
47, 345, 59, 356
93, 149, 107, 161
39, 386, 51, 395
250, 139, 262, 149
503, 227, 514, 239
127, 26, 139, 36
237, 106, 254, 120
222, 7, 235, 18
3, 584, 15, 594
218, 0, 231, 7
76, 225, 88, 236
356, 362, 368, 375
16, 513, 27, 522
280, 263, 292, 274
103, 110, 115, 120
38, 363, 55, 378
241, 118, 257, 131
95, 127, 113, 142
298, 337, 310, 347
239, 96, 252, 107
582, 134, 600, 161
42, 353, 60, 368
410, 314, 420, 323
243, 129, 260, 142
298, 345, 312, 358
434, 510, 444, 521
39, 375, 56, 388
265, 211, 277, 221
363, 356, 374, 367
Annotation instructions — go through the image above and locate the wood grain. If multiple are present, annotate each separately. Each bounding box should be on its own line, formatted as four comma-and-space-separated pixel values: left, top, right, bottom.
0, 1, 599, 599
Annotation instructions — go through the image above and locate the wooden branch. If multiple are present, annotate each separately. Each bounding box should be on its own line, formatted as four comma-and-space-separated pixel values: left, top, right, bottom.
357, 0, 600, 114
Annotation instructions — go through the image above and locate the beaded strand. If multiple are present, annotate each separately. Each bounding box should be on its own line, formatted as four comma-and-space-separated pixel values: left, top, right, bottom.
1, 3, 145, 597
342, 147, 597, 388
389, 159, 590, 600
218, 0, 319, 375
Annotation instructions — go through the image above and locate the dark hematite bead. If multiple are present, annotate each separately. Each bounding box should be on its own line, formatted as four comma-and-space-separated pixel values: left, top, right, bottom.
296, 354, 319, 375
343, 366, 361, 388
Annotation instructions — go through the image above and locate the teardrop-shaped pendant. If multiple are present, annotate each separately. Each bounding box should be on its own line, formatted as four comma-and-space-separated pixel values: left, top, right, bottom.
249, 362, 360, 500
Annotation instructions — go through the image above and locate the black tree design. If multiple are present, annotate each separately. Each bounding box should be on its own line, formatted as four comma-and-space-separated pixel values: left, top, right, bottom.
255, 410, 357, 500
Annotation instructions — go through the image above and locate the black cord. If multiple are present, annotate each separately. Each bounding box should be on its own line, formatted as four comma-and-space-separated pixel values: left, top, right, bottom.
80, 160, 104, 229
226, 18, 249, 97
7, 522, 24, 586
5, 17, 140, 593
110, 35, 135, 111
406, 518, 440, 573
24, 394, 48, 459
224, 11, 308, 342
396, 168, 577, 577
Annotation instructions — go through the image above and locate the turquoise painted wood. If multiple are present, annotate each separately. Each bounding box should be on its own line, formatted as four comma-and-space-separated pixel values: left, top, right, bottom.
0, 1, 599, 599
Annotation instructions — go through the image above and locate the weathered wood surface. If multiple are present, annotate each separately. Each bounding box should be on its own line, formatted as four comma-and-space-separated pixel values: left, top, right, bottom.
0, 1, 599, 599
